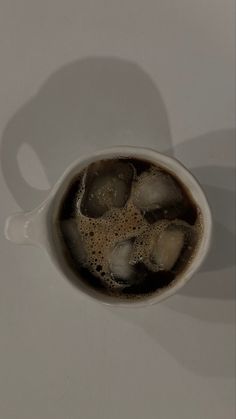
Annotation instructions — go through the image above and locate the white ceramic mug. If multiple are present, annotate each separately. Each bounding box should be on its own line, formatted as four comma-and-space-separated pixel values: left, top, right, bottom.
5, 147, 212, 306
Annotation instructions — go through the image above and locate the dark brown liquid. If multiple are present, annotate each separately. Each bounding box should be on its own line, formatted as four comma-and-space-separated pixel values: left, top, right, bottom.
54, 158, 202, 299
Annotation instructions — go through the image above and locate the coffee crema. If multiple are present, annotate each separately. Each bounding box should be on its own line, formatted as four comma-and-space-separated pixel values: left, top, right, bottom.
54, 158, 203, 299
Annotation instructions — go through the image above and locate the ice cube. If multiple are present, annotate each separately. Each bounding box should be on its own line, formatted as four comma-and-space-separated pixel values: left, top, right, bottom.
80, 160, 134, 218
132, 170, 183, 212
109, 240, 135, 283
130, 220, 194, 273
151, 226, 185, 271
130, 220, 169, 270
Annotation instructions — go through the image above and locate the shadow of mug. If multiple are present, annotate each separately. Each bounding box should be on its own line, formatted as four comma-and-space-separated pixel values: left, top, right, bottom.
0, 56, 172, 211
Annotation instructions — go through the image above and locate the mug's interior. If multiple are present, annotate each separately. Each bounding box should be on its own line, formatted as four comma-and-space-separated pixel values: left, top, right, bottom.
47, 147, 212, 306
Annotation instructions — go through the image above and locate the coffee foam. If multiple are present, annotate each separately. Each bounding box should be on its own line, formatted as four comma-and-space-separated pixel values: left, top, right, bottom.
76, 199, 148, 288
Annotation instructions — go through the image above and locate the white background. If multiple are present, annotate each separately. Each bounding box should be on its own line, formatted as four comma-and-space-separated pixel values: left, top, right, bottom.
0, 1, 235, 418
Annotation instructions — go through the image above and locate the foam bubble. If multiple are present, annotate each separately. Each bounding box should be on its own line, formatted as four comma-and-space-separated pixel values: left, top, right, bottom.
76, 201, 148, 288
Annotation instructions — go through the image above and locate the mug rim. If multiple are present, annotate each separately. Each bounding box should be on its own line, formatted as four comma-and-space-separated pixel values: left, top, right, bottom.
48, 146, 212, 307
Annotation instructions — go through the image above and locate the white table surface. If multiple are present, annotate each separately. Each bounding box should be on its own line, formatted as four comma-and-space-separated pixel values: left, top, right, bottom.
0, 1, 235, 418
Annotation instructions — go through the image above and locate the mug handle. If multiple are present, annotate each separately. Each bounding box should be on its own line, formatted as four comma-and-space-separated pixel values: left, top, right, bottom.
5, 212, 37, 245
4, 203, 49, 247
